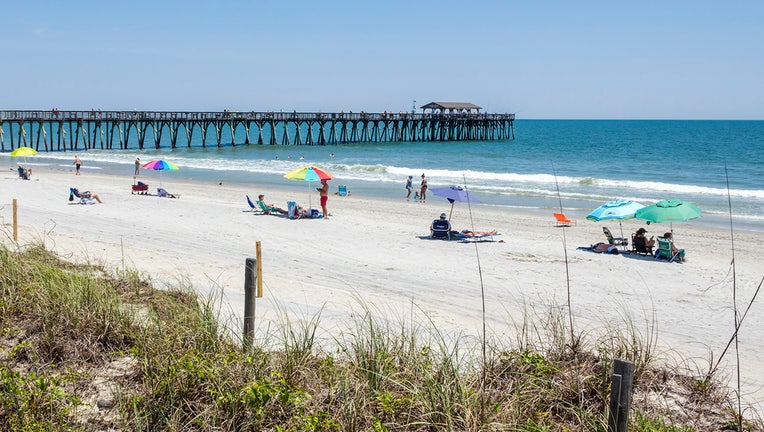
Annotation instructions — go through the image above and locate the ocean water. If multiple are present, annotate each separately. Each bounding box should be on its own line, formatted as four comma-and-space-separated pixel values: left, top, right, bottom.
5, 120, 764, 230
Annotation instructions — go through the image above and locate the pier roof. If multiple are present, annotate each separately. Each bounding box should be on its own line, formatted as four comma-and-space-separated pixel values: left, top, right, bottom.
420, 102, 482, 111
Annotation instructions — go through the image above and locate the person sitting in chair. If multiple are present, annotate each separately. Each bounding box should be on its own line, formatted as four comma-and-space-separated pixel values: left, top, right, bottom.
257, 194, 287, 215
633, 227, 655, 254
72, 188, 103, 203
661, 232, 686, 262
635, 227, 655, 248
430, 213, 452, 239
17, 165, 31, 180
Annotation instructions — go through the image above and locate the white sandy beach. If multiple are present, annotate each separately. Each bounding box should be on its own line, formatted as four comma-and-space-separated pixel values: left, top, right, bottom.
2, 166, 764, 410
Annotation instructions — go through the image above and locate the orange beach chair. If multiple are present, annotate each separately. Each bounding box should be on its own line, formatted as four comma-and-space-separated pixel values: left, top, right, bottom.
553, 212, 576, 227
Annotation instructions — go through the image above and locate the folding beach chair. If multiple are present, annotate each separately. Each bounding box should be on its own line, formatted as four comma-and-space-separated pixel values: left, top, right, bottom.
553, 212, 576, 227
69, 188, 97, 205
430, 218, 452, 240
603, 227, 628, 247
243, 195, 265, 213
655, 236, 684, 263
287, 201, 303, 219
157, 187, 180, 198
630, 233, 654, 256
337, 185, 349, 196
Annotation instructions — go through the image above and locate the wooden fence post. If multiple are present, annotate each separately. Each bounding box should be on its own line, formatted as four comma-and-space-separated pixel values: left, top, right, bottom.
608, 358, 635, 432
13, 199, 18, 241
243, 257, 257, 347
243, 241, 262, 347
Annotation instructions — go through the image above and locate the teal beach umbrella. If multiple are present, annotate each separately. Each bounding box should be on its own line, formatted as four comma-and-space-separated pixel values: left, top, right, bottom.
635, 199, 701, 224
635, 199, 701, 235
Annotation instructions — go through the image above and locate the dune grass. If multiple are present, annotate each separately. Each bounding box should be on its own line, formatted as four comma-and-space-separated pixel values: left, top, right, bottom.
0, 242, 761, 431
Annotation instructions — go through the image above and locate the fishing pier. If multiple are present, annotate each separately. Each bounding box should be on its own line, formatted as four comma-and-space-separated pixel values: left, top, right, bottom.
0, 107, 515, 152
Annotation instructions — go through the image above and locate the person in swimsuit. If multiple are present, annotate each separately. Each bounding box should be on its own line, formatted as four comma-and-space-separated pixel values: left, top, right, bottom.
419, 173, 428, 202
405, 175, 413, 199
73, 155, 82, 175
317, 179, 329, 218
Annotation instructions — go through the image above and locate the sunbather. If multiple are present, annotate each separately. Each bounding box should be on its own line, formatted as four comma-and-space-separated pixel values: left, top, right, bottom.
461, 229, 498, 237
72, 188, 103, 203
588, 242, 620, 254
257, 194, 287, 215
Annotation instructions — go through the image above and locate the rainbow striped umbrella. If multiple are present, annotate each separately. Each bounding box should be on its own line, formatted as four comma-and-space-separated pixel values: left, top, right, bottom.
141, 159, 178, 186
284, 165, 333, 209
142, 159, 179, 171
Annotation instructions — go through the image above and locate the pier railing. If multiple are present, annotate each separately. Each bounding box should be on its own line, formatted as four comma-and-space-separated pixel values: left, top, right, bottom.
0, 110, 515, 152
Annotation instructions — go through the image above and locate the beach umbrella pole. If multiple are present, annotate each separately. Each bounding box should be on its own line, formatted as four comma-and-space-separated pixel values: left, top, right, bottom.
619, 221, 625, 246
448, 201, 455, 220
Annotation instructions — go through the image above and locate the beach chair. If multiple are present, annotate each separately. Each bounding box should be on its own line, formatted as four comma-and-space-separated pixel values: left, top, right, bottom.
631, 233, 653, 256
337, 185, 349, 196
17, 166, 30, 180
131, 181, 149, 195
553, 212, 575, 227
655, 236, 684, 263
157, 187, 179, 198
430, 219, 452, 240
603, 227, 628, 246
243, 195, 265, 213
69, 188, 96, 205
257, 199, 289, 215
287, 201, 303, 219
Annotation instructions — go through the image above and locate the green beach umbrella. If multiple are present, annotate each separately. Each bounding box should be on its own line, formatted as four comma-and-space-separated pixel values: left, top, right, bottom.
635, 199, 701, 224
635, 199, 701, 237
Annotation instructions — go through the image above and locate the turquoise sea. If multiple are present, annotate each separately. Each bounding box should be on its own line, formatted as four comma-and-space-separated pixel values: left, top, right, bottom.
5, 120, 764, 230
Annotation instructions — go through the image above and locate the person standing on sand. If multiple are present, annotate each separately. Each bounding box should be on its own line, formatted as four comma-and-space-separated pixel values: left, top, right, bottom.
419, 173, 428, 202
317, 179, 330, 218
405, 175, 413, 199
73, 155, 82, 175
134, 157, 141, 175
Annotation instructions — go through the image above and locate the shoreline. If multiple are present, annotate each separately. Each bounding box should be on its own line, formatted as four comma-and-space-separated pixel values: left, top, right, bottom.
3, 167, 764, 409
9, 157, 763, 234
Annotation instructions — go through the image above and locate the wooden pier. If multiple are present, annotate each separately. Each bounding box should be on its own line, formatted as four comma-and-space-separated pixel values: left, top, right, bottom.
0, 110, 515, 152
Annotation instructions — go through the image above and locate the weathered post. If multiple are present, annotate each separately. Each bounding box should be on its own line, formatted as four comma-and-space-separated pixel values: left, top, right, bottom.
256, 242, 263, 297
243, 257, 257, 346
13, 199, 18, 241
243, 241, 262, 347
608, 358, 635, 432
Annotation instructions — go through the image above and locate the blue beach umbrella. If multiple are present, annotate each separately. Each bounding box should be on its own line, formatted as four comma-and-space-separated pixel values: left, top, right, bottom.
430, 185, 480, 221
587, 199, 646, 242
586, 199, 645, 222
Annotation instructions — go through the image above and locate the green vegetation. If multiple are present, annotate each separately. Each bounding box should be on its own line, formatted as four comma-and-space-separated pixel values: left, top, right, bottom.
0, 242, 760, 431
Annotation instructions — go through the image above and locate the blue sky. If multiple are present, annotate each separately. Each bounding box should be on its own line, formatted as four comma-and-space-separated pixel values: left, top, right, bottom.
2, 1, 762, 119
